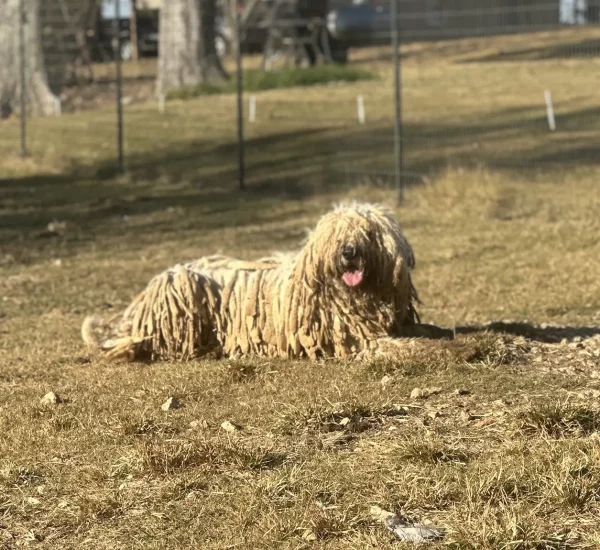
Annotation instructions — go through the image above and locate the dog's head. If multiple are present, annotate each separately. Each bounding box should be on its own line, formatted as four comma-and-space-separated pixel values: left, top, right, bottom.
299, 202, 415, 294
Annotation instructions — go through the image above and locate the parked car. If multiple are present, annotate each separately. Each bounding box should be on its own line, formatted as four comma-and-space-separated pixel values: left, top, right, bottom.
326, 1, 392, 49
327, 0, 600, 46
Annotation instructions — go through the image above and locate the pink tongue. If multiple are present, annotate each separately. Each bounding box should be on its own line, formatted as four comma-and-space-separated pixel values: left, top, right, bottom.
342, 270, 364, 287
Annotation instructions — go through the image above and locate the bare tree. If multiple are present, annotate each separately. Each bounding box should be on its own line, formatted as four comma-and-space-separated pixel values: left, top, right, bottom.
0, 0, 58, 118
130, 0, 140, 61
224, 0, 262, 57
56, 0, 98, 83
223, 0, 237, 57
156, 0, 228, 96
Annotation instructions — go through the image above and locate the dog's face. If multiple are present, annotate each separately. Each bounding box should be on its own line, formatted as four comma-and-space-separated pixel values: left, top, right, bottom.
335, 227, 370, 289
302, 203, 414, 293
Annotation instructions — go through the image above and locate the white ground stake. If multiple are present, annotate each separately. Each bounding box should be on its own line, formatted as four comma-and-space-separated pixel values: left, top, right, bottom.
544, 90, 556, 131
158, 94, 166, 114
357, 95, 366, 124
249, 95, 256, 123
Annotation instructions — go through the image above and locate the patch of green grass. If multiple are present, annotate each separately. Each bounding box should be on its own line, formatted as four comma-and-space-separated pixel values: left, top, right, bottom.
518, 401, 600, 438
166, 64, 376, 99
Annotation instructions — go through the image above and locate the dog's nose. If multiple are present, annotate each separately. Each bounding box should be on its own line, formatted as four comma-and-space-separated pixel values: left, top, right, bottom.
342, 245, 356, 261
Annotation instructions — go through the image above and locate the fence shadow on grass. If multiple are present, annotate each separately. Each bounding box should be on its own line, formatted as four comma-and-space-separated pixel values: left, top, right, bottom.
0, 104, 598, 258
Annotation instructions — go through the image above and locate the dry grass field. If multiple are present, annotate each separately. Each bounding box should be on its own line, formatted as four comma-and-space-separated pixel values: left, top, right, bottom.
1, 29, 600, 549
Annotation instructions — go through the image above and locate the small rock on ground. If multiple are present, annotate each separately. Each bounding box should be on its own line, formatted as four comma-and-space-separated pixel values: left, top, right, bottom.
40, 392, 61, 406
411, 387, 442, 400
410, 388, 425, 399
370, 506, 445, 544
161, 397, 182, 411
221, 420, 242, 433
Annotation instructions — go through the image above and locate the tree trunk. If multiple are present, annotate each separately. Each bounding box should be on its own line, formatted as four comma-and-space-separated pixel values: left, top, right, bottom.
224, 0, 238, 57
156, 0, 228, 96
0, 0, 58, 118
56, 0, 97, 84
130, 0, 140, 61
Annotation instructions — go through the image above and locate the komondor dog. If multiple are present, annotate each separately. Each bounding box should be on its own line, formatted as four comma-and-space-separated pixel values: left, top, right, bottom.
83, 202, 449, 361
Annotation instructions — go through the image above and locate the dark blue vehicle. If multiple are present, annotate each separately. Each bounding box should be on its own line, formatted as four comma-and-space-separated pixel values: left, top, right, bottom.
326, 0, 600, 48
327, 1, 392, 48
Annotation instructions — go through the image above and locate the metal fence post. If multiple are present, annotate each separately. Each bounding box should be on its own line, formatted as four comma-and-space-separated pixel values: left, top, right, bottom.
18, 0, 27, 157
114, 0, 125, 173
391, 0, 403, 203
236, 10, 246, 191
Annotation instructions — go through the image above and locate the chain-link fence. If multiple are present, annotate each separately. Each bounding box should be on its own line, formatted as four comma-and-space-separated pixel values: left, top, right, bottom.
1, 0, 599, 194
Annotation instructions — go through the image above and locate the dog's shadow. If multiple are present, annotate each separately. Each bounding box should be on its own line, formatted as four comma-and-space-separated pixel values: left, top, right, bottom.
407, 321, 600, 343
457, 321, 600, 344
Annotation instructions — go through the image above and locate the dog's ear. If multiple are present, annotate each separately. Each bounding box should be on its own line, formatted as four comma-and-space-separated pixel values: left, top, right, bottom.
392, 255, 404, 288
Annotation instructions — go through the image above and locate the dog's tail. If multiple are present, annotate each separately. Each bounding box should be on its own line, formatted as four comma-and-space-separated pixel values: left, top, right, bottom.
81, 314, 140, 361
81, 315, 104, 349
81, 266, 220, 361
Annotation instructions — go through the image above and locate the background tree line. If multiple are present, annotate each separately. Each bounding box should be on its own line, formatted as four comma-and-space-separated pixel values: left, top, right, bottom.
0, 0, 227, 118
